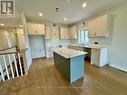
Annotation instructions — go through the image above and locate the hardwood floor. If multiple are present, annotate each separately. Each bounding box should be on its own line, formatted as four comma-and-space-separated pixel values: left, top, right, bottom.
0, 58, 127, 95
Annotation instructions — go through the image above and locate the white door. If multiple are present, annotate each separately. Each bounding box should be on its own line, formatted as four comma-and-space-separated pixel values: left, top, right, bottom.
29, 35, 46, 59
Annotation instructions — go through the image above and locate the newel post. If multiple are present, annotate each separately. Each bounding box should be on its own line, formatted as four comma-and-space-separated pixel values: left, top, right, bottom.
21, 49, 28, 75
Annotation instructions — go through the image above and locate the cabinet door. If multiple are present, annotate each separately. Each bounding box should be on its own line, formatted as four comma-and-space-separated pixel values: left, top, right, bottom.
35, 24, 45, 35
60, 27, 69, 39
27, 23, 45, 35
88, 19, 97, 37
45, 26, 51, 39
88, 15, 108, 37
96, 15, 107, 37
91, 49, 100, 66
69, 25, 78, 39
27, 23, 35, 35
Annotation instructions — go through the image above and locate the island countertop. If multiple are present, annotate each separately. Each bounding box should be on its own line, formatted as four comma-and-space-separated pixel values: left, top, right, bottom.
52, 48, 87, 58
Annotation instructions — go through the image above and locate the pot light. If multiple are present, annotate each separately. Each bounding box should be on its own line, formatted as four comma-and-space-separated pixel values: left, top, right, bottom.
0, 24, 4, 26
67, 0, 70, 4
82, 2, 87, 8
19, 25, 23, 27
64, 18, 67, 21
38, 12, 43, 16
12, 29, 15, 32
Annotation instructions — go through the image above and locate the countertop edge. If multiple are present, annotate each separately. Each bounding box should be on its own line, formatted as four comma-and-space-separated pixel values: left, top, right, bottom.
52, 48, 87, 59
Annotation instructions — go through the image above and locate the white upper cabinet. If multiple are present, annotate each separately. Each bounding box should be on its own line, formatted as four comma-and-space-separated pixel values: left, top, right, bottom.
59, 27, 69, 39
69, 25, 78, 39
27, 23, 45, 35
45, 26, 51, 39
88, 15, 108, 37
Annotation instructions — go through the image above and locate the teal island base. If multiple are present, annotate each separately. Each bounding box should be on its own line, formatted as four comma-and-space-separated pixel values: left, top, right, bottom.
53, 52, 85, 83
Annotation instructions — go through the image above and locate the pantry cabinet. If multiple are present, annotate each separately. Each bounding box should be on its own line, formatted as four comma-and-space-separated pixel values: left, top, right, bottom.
27, 23, 45, 35
69, 25, 78, 39
59, 27, 69, 39
88, 15, 108, 37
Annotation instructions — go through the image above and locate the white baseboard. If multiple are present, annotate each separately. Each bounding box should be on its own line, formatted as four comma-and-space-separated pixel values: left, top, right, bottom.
109, 64, 127, 72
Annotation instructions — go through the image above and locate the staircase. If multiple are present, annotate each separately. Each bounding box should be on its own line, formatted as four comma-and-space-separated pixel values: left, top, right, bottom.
0, 46, 28, 81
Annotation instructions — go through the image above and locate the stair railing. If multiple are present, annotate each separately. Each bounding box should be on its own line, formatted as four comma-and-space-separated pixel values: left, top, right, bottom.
0, 48, 28, 81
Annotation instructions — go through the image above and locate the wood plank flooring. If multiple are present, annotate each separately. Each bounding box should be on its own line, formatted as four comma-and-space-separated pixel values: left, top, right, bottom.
0, 58, 127, 95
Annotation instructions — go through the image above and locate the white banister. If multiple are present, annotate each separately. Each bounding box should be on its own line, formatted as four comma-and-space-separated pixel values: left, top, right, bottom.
18, 53, 23, 76
8, 54, 14, 78
2, 55, 10, 80
0, 48, 28, 81
13, 54, 19, 77
0, 64, 5, 81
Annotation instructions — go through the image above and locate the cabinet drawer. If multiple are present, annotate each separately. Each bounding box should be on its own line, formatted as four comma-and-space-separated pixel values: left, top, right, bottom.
91, 49, 100, 54
91, 53, 100, 66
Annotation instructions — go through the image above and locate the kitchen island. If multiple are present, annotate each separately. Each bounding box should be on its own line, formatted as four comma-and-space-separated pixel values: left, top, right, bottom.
52, 48, 87, 83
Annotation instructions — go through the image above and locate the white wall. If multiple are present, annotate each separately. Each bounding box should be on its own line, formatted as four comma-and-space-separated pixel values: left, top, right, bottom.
0, 30, 17, 49
0, 29, 18, 69
108, 4, 127, 72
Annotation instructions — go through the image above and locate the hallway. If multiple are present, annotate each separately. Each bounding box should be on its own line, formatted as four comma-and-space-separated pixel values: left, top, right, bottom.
0, 59, 127, 95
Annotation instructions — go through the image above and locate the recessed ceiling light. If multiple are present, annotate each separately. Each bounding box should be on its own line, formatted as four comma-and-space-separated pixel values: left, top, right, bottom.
67, 0, 70, 4
64, 18, 67, 21
12, 29, 15, 32
19, 25, 23, 27
38, 12, 43, 16
82, 2, 87, 8
0, 24, 4, 26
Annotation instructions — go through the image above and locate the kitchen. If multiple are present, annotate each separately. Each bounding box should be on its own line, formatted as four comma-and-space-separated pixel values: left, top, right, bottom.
0, 0, 127, 94
20, 14, 118, 83
25, 14, 110, 67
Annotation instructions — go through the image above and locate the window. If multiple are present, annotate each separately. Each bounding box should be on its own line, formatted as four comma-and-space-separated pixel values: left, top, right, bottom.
79, 29, 89, 43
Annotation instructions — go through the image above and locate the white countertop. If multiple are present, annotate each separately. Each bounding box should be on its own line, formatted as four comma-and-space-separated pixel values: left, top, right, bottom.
52, 48, 87, 58
69, 43, 108, 49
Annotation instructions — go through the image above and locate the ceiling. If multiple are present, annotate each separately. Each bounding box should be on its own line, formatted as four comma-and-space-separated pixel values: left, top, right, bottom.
16, 0, 126, 24
0, 0, 127, 28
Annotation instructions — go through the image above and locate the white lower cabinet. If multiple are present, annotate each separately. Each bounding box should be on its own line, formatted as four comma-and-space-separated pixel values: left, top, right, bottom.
91, 48, 107, 67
